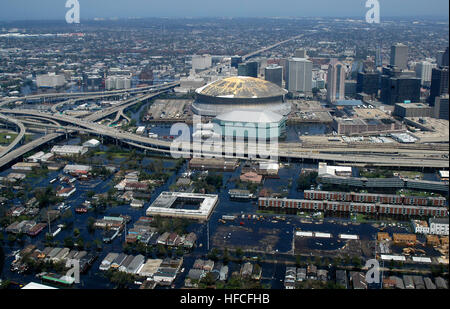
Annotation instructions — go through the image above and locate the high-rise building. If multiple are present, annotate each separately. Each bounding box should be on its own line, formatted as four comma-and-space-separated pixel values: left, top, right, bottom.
265, 65, 283, 87
246, 61, 259, 78
327, 59, 346, 103
437, 47, 449, 68
434, 94, 449, 120
344, 80, 357, 98
390, 43, 408, 70
191, 54, 212, 71
237, 61, 259, 78
231, 56, 243, 69
356, 71, 379, 96
105, 76, 131, 90
286, 58, 313, 94
294, 49, 307, 58
415, 61, 436, 87
429, 67, 449, 105
380, 75, 421, 105
376, 43, 382, 67
36, 73, 66, 88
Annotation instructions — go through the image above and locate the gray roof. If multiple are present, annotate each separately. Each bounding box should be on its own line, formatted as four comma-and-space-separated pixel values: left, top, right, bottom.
429, 217, 449, 225
215, 110, 284, 124
435, 277, 448, 289
424, 277, 436, 289
187, 269, 204, 280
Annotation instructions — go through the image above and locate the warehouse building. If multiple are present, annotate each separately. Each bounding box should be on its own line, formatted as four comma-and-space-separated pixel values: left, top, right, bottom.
394, 103, 432, 118
146, 192, 219, 221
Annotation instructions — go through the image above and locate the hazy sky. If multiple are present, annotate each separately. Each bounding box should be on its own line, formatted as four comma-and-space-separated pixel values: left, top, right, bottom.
0, 0, 448, 21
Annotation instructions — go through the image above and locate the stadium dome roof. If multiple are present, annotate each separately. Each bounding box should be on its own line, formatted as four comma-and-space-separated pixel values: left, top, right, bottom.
195, 76, 287, 99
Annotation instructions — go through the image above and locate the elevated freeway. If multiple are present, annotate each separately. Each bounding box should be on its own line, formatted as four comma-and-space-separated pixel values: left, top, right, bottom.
0, 113, 26, 158
1, 108, 448, 169
0, 81, 179, 108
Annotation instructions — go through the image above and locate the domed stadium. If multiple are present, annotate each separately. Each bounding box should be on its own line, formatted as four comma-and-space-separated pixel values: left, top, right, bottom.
192, 76, 290, 116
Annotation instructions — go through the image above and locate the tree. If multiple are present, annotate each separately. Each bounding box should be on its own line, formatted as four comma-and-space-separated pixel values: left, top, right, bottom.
207, 248, 219, 261
73, 228, 80, 238
64, 236, 74, 248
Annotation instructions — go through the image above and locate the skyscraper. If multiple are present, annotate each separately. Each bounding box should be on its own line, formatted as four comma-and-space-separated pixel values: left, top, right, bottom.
415, 61, 436, 87
434, 94, 449, 120
327, 59, 346, 103
429, 67, 449, 105
390, 43, 408, 70
265, 65, 283, 87
357, 71, 379, 96
437, 47, 449, 68
294, 49, 307, 58
231, 56, 243, 69
380, 75, 421, 105
286, 58, 313, 94
237, 61, 259, 78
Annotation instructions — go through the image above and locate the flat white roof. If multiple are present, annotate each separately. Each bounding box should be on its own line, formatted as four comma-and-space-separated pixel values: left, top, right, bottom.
296, 231, 313, 237
439, 170, 449, 178
314, 232, 332, 238
412, 256, 432, 263
146, 191, 218, 220
22, 282, 57, 289
339, 234, 359, 240
381, 255, 406, 261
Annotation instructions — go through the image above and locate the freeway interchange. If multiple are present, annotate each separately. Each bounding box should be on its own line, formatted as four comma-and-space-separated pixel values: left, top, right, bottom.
0, 99, 448, 170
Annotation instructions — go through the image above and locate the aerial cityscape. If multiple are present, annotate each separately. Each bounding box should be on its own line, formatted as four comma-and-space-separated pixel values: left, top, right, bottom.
0, 0, 448, 296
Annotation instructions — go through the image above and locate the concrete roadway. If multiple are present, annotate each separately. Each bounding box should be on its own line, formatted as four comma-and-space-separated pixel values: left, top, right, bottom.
1, 108, 448, 169
0, 82, 180, 108
0, 113, 26, 158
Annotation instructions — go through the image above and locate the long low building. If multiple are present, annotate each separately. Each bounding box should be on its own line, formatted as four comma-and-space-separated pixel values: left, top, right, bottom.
146, 192, 219, 221
51, 145, 88, 156
304, 190, 446, 206
258, 197, 448, 217
318, 175, 449, 193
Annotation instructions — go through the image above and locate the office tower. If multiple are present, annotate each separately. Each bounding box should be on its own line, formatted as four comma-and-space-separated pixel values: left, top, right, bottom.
265, 65, 283, 87
237, 63, 248, 76
380, 75, 421, 105
36, 73, 66, 88
376, 44, 382, 67
246, 61, 259, 78
415, 61, 436, 87
437, 47, 449, 68
191, 54, 212, 71
344, 80, 357, 98
356, 71, 379, 96
294, 49, 307, 58
429, 67, 449, 105
286, 58, 313, 94
434, 94, 449, 120
231, 56, 243, 69
237, 61, 258, 78
442, 47, 449, 67
390, 43, 408, 70
327, 59, 346, 103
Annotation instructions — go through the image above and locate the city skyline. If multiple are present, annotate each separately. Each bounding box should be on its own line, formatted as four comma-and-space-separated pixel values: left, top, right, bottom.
0, 0, 448, 21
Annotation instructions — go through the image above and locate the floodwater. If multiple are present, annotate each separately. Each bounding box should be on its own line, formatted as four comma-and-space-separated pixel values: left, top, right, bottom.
0, 135, 420, 289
